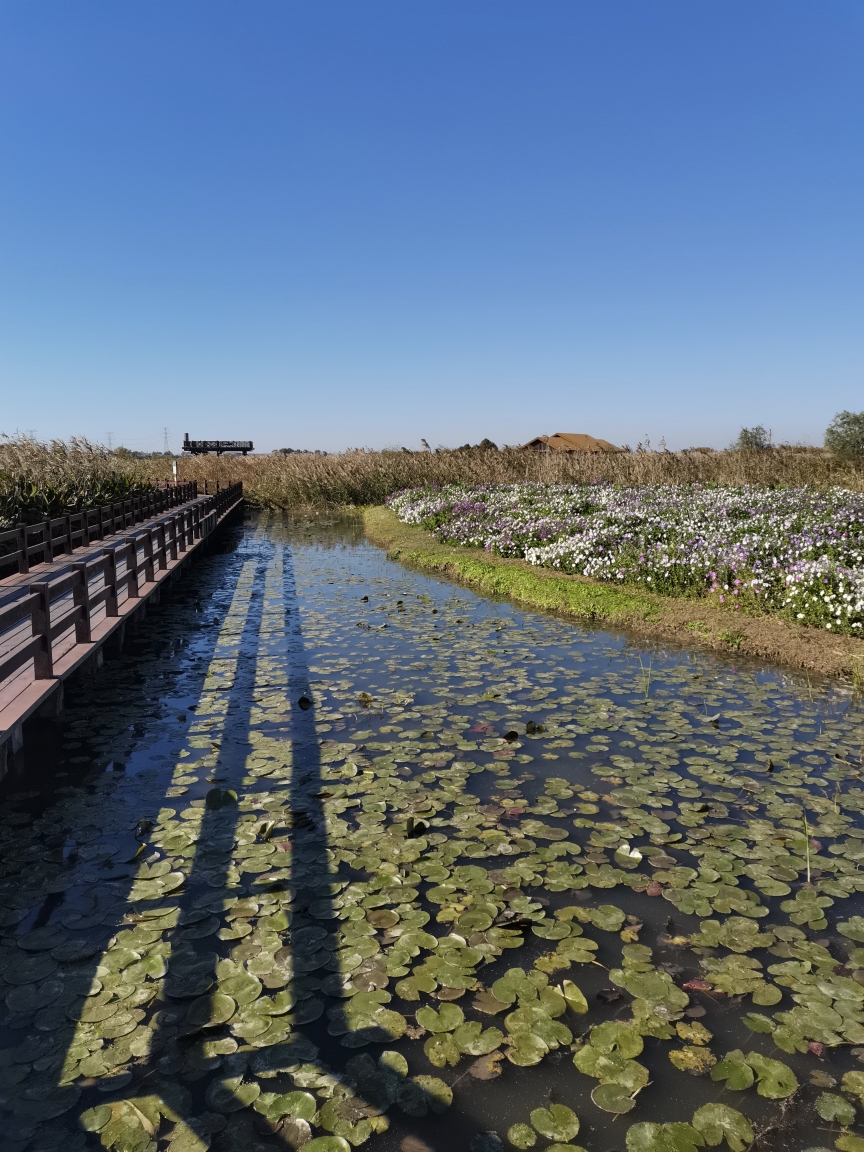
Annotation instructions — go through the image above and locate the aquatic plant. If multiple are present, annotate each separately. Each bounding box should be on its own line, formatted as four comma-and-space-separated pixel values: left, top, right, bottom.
2, 514, 864, 1151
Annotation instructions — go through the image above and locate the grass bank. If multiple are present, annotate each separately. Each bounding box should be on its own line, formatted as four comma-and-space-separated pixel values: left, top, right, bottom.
363, 505, 864, 682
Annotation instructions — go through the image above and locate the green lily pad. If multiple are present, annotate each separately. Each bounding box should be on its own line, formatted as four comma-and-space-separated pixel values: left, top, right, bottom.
816, 1093, 856, 1125
416, 1002, 464, 1032
256, 1091, 318, 1121
530, 1104, 579, 1141
453, 1021, 504, 1055
506, 1032, 549, 1066
744, 1052, 798, 1099
586, 905, 626, 933
304, 1139, 352, 1152
412, 1075, 453, 1113
424, 1032, 461, 1067
562, 980, 589, 1014
379, 1050, 409, 1077
204, 1076, 261, 1112
79, 1104, 112, 1132
589, 1022, 644, 1058
625, 1122, 705, 1152
711, 1052, 757, 1092
591, 1084, 636, 1114
839, 918, 864, 943
186, 992, 236, 1028
843, 1071, 864, 1102
691, 1105, 753, 1152
509, 1124, 537, 1149
668, 1047, 717, 1075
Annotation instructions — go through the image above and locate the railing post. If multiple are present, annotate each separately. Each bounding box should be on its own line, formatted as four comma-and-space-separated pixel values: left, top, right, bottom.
30, 582, 54, 678
126, 539, 139, 597
103, 550, 118, 616
71, 563, 92, 643
168, 516, 178, 561
63, 515, 73, 555
156, 522, 168, 570
16, 525, 29, 575
42, 521, 53, 564
142, 530, 155, 584
177, 512, 187, 554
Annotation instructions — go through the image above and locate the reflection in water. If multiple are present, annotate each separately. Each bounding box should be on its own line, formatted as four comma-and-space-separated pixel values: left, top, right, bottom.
0, 513, 861, 1152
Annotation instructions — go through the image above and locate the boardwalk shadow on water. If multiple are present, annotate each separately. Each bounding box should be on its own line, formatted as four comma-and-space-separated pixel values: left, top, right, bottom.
0, 520, 372, 1152
65, 525, 360, 1150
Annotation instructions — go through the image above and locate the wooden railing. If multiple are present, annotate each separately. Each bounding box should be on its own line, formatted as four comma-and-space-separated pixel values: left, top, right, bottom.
0, 482, 199, 579
0, 482, 243, 727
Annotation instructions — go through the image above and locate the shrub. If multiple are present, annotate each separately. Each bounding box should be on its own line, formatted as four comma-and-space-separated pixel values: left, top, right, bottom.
825, 411, 864, 461
732, 426, 772, 451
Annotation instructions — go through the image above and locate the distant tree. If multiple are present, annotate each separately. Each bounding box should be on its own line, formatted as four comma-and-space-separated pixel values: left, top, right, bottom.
825, 410, 864, 460
732, 425, 772, 451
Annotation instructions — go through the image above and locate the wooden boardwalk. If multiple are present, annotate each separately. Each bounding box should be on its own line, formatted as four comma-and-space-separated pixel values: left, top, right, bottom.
0, 481, 243, 770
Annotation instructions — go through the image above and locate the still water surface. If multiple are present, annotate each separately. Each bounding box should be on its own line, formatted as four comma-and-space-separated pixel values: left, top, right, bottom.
1, 514, 863, 1152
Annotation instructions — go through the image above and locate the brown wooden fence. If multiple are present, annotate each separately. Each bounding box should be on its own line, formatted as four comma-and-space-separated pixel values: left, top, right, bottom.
0, 482, 243, 762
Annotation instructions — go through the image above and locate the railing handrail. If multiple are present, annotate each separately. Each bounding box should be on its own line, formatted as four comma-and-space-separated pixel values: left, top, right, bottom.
0, 483, 243, 706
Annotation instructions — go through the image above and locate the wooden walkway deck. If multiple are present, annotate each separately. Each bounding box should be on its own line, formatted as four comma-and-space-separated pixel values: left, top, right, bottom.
0, 481, 243, 771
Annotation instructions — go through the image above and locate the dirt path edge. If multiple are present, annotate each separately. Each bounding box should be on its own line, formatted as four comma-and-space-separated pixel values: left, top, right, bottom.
362, 505, 864, 683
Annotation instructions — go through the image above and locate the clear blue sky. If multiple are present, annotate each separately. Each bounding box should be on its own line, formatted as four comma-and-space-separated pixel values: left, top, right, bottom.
1, 2, 862, 453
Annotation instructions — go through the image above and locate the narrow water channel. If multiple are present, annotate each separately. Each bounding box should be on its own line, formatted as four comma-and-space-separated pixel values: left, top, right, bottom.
1, 513, 862, 1152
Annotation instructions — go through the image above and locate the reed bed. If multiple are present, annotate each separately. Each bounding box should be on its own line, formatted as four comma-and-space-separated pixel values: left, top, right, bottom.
4, 435, 864, 516
0, 436, 154, 527
145, 444, 864, 509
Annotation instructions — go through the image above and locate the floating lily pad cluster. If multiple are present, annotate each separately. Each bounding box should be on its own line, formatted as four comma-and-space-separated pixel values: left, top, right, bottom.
2, 518, 864, 1152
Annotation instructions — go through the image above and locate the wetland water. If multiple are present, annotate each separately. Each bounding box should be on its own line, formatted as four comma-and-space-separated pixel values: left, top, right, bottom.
2, 513, 864, 1152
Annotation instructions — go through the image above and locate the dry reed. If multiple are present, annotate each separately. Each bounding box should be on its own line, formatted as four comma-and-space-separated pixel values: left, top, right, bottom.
4, 435, 864, 513
141, 445, 864, 509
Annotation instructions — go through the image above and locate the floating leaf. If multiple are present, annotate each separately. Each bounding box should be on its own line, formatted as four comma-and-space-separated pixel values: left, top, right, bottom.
838, 918, 864, 943
625, 1123, 705, 1152
416, 1003, 464, 1033
204, 1076, 261, 1113
561, 980, 588, 1014
186, 993, 236, 1029
711, 1054, 755, 1092
816, 1093, 856, 1125
669, 1047, 717, 1075
530, 1104, 579, 1142
413, 1076, 453, 1113
591, 1084, 636, 1114
843, 1072, 864, 1103
453, 1021, 504, 1055
508, 1124, 537, 1149
304, 1140, 351, 1152
589, 1022, 644, 1058
691, 1105, 753, 1152
744, 1052, 798, 1099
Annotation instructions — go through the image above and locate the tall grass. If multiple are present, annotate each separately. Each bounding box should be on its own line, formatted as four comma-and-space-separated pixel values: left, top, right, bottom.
144, 444, 864, 509
3, 435, 864, 516
0, 435, 155, 527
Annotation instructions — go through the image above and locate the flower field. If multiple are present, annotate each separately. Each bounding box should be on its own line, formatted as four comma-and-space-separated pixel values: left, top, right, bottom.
388, 482, 864, 634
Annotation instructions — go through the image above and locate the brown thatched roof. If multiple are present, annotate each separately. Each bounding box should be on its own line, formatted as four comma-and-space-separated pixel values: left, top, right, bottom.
522, 432, 624, 453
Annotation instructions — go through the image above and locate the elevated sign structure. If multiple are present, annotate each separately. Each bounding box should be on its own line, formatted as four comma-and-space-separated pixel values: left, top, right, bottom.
182, 434, 253, 456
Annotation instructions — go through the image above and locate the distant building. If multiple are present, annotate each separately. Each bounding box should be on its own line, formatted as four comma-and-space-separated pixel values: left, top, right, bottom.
522, 432, 624, 453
